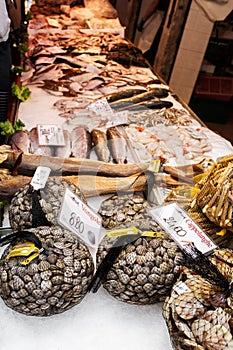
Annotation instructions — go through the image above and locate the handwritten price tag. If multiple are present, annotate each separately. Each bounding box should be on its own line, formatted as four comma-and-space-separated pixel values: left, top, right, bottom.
58, 188, 102, 248
37, 124, 65, 146
87, 97, 113, 115
30, 166, 51, 190
150, 203, 217, 255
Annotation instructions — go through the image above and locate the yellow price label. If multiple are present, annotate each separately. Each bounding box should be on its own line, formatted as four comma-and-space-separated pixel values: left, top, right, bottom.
141, 231, 162, 238
6, 242, 39, 260
106, 226, 139, 238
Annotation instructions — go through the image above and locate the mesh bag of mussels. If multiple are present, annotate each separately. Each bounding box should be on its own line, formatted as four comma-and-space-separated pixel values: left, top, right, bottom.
96, 193, 185, 304
0, 177, 94, 316
0, 226, 94, 316
163, 247, 233, 350
9, 177, 86, 232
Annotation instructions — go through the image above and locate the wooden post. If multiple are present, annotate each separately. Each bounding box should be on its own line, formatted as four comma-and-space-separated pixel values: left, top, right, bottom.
125, 0, 142, 42
153, 0, 191, 83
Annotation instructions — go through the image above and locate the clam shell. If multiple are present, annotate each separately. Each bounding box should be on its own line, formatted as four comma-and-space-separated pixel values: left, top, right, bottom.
38, 261, 50, 272
48, 296, 59, 305
32, 273, 41, 285
41, 280, 52, 292
1, 270, 8, 282
32, 289, 44, 299
25, 281, 36, 293
17, 288, 29, 298
40, 270, 52, 280
136, 274, 147, 285
13, 276, 24, 291
125, 252, 137, 265
27, 263, 39, 275
64, 256, 73, 266
98, 194, 149, 229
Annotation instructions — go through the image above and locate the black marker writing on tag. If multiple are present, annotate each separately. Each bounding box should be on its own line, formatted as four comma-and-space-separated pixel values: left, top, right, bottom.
69, 212, 84, 234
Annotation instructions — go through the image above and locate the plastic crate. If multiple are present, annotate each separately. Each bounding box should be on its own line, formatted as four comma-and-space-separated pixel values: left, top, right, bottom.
194, 75, 233, 102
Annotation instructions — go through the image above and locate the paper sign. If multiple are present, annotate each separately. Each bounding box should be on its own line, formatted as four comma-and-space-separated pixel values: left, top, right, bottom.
30, 166, 51, 190
87, 98, 114, 115
37, 124, 65, 146
58, 188, 102, 248
150, 202, 217, 255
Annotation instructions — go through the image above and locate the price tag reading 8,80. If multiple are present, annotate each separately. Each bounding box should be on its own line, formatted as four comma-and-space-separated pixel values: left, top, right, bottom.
58, 188, 102, 248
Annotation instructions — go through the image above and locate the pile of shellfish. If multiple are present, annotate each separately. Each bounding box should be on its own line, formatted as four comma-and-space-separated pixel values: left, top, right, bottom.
192, 155, 233, 232
163, 248, 233, 350
98, 193, 149, 229
96, 226, 185, 304
0, 176, 96, 316
0, 226, 94, 316
9, 177, 86, 232
96, 193, 185, 304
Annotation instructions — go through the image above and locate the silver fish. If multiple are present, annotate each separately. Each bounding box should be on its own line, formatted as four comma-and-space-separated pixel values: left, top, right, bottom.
107, 127, 127, 164
91, 129, 111, 163
54, 130, 71, 158
70, 126, 91, 158
9, 131, 30, 153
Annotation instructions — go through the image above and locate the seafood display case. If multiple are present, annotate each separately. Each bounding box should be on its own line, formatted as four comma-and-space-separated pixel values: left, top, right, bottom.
0, 1, 233, 350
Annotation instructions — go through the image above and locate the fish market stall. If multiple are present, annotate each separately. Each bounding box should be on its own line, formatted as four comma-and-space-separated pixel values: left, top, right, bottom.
1, 1, 233, 350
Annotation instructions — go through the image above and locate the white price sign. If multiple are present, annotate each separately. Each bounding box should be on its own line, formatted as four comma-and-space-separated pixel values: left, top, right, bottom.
30, 166, 51, 190
87, 97, 114, 115
150, 202, 217, 255
37, 124, 65, 146
58, 188, 102, 248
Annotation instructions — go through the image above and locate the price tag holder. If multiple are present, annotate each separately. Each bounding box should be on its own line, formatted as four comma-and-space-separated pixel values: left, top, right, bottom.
150, 202, 217, 255
37, 124, 65, 146
30, 166, 51, 191
58, 188, 102, 249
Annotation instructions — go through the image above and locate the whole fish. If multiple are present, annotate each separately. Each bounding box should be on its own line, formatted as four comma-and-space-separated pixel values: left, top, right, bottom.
107, 127, 127, 164
105, 88, 147, 103
109, 89, 169, 109
144, 100, 173, 109
70, 126, 91, 158
119, 100, 173, 111
29, 127, 53, 156
91, 129, 111, 163
54, 130, 71, 158
8, 131, 30, 153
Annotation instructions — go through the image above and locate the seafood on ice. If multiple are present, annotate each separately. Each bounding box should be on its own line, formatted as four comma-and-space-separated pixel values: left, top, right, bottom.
125, 124, 212, 164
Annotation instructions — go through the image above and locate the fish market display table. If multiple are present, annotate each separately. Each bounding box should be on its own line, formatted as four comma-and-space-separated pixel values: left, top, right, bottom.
1, 3, 233, 350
